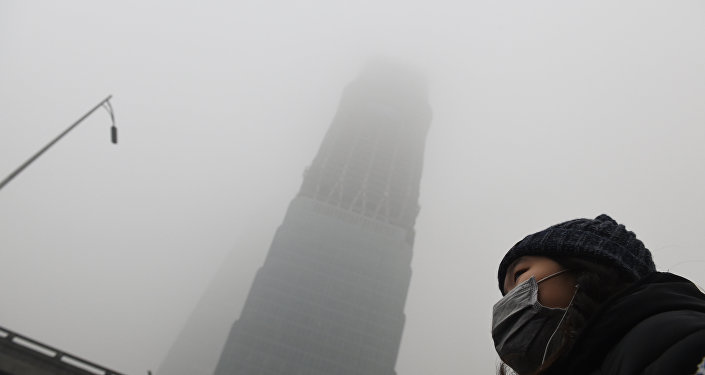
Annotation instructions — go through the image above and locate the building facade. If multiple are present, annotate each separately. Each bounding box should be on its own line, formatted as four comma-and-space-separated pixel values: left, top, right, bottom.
212, 63, 431, 375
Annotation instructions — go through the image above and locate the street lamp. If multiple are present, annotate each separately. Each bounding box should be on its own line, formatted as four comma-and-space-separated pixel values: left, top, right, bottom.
0, 95, 117, 191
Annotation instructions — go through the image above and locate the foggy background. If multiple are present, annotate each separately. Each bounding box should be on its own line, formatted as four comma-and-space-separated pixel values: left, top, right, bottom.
2, 1, 705, 374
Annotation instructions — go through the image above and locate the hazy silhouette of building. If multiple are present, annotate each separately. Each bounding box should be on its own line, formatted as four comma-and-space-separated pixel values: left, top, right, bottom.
159, 61, 431, 375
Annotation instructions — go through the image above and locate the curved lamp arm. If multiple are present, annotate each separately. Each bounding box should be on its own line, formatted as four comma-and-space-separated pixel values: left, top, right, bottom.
0, 95, 117, 191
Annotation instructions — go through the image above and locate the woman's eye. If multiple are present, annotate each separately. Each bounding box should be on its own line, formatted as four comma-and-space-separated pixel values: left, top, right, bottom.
513, 269, 527, 282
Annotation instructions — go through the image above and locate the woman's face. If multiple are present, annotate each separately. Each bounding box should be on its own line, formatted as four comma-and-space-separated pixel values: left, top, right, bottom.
503, 255, 577, 308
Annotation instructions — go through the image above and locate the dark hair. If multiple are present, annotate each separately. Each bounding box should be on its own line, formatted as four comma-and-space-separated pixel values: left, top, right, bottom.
497, 257, 638, 375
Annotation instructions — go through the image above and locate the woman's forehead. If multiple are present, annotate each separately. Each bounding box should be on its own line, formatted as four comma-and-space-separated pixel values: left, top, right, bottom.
507, 256, 531, 271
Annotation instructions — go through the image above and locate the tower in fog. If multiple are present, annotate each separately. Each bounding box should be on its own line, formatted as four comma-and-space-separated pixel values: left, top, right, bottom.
213, 62, 431, 375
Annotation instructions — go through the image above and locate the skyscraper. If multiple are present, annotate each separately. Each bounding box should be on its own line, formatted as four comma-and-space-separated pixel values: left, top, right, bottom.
213, 62, 431, 375
159, 61, 432, 375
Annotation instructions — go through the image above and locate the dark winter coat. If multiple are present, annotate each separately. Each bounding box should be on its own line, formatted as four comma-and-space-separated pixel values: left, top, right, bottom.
546, 272, 705, 375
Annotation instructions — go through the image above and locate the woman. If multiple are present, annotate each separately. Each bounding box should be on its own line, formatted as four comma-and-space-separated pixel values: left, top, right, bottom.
492, 214, 705, 375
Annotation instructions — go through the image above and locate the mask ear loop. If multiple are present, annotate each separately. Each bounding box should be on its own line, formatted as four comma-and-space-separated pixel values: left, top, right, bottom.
541, 283, 580, 365
537, 268, 570, 284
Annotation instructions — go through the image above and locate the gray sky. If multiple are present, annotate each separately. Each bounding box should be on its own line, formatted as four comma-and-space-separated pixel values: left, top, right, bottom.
2, 1, 705, 374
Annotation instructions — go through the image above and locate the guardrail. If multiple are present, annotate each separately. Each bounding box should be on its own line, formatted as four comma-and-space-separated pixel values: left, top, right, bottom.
0, 325, 126, 375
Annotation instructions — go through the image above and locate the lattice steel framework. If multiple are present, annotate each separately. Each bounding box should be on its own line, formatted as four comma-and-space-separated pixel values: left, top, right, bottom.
298, 66, 430, 236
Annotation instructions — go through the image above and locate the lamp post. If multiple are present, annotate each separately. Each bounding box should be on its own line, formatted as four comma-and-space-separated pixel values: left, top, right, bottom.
0, 95, 117, 191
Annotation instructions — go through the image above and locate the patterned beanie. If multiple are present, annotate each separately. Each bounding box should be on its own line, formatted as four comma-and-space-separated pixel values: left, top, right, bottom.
497, 214, 656, 292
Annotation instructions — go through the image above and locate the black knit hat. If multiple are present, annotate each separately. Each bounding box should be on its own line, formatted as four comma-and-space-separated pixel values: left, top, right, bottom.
497, 214, 656, 292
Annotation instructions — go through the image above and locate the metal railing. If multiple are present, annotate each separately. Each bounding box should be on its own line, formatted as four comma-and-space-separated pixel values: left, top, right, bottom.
0, 325, 126, 375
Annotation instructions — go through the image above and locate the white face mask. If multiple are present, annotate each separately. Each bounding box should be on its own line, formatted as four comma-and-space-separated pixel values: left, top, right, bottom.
491, 270, 576, 374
